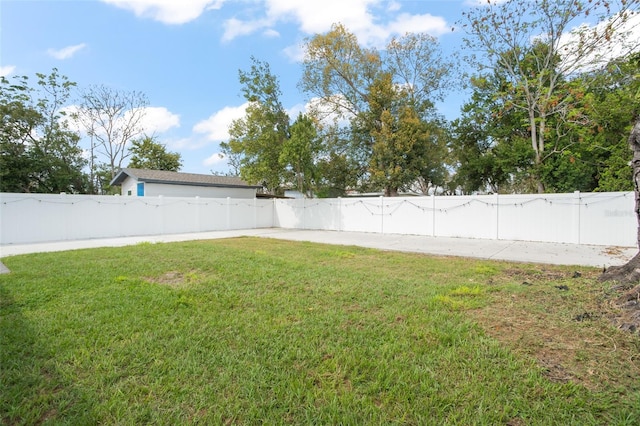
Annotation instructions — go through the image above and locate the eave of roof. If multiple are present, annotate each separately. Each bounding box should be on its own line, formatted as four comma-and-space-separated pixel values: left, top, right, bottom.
110, 168, 261, 189
136, 178, 260, 189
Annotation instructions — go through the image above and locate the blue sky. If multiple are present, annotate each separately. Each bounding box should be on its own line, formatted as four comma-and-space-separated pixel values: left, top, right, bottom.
1, 0, 637, 175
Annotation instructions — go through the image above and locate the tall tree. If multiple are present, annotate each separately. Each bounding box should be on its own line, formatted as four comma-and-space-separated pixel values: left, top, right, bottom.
589, 53, 640, 191
355, 73, 447, 196
75, 85, 148, 190
449, 75, 520, 193
223, 57, 291, 195
461, 0, 638, 193
300, 24, 453, 195
280, 113, 321, 197
128, 135, 182, 171
0, 69, 87, 193
313, 126, 362, 197
300, 24, 379, 119
450, 66, 596, 193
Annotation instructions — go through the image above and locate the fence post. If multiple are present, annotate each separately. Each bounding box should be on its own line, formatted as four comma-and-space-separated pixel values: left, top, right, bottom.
495, 192, 500, 240
159, 195, 164, 236
574, 190, 581, 244
338, 197, 342, 232
195, 196, 201, 232
254, 197, 257, 229
302, 197, 306, 230
431, 193, 436, 237
272, 198, 276, 228
380, 195, 384, 234
61, 192, 70, 241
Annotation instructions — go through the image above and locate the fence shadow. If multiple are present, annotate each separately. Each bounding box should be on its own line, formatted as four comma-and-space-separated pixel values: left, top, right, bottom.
0, 279, 97, 423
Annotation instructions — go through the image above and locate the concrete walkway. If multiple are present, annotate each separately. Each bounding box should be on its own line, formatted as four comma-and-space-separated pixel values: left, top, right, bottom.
0, 228, 635, 270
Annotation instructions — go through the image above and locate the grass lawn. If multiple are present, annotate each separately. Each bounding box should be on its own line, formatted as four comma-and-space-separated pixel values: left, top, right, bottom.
1, 237, 639, 424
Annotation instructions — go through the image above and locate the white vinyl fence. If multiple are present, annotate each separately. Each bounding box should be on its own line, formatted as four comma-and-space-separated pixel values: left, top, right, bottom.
0, 191, 635, 247
0, 193, 274, 245
273, 192, 635, 247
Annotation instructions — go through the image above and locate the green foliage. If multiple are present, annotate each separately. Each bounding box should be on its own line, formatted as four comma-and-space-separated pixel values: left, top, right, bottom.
450, 73, 536, 193
301, 24, 453, 195
128, 135, 182, 171
357, 73, 447, 195
596, 141, 633, 191
450, 49, 640, 194
589, 53, 640, 191
280, 113, 321, 196
460, 0, 638, 193
225, 57, 291, 195
315, 148, 362, 198
0, 69, 88, 193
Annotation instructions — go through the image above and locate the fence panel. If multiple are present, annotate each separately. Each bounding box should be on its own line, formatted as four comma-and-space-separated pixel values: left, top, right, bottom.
381, 198, 432, 236
340, 198, 384, 233
229, 198, 258, 230
579, 192, 635, 246
498, 194, 577, 243
433, 196, 498, 240
196, 198, 228, 232
273, 199, 303, 229
302, 199, 342, 230
255, 199, 274, 229
0, 192, 635, 247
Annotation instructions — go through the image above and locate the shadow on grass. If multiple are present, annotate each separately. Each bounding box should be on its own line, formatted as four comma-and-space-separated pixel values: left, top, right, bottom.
0, 283, 97, 424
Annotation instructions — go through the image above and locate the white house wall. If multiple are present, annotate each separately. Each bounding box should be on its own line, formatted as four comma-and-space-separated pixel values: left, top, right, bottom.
119, 176, 256, 199
121, 176, 138, 197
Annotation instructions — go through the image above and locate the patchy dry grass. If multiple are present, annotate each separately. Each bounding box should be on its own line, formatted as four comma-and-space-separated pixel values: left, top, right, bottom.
469, 267, 640, 391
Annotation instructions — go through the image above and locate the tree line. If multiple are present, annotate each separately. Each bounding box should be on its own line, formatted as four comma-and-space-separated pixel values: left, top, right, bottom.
2, 0, 638, 196
0, 70, 182, 194
224, 0, 639, 196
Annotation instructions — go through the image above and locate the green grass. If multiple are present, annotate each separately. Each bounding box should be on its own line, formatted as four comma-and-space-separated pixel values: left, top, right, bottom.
1, 237, 639, 424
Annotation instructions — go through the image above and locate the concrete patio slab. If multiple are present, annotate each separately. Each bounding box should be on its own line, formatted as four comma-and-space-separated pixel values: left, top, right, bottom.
1, 228, 635, 268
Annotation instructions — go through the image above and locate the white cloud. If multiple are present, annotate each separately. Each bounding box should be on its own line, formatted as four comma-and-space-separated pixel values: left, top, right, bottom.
166, 137, 195, 150
263, 28, 280, 38
387, 1, 401, 12
0, 65, 16, 77
64, 104, 179, 139
222, 0, 452, 47
203, 152, 226, 166
304, 95, 354, 129
101, 0, 225, 25
385, 13, 449, 37
47, 43, 87, 60
265, 0, 377, 35
222, 17, 271, 42
559, 11, 640, 73
286, 103, 306, 120
463, 0, 509, 5
282, 42, 305, 62
137, 106, 180, 133
193, 102, 249, 141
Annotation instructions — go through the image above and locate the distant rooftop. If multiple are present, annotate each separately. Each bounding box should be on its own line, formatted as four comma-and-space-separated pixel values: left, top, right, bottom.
110, 168, 261, 189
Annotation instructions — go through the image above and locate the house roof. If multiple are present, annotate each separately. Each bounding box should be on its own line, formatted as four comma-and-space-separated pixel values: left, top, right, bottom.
110, 168, 261, 189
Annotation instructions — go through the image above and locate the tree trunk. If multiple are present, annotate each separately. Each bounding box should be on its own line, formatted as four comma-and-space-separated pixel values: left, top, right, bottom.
600, 118, 640, 284
385, 186, 398, 197
600, 118, 640, 333
530, 112, 546, 194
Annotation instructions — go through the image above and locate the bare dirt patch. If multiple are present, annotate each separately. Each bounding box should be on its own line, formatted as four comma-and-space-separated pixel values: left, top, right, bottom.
144, 270, 199, 288
469, 266, 640, 391
601, 246, 633, 261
